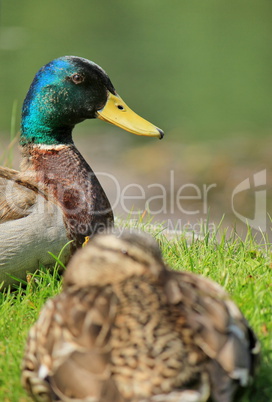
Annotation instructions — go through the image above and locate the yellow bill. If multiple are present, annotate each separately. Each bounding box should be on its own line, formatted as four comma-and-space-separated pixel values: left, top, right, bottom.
97, 92, 164, 139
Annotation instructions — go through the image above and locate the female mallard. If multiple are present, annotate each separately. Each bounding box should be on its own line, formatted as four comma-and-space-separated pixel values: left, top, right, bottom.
22, 231, 260, 402
0, 56, 163, 287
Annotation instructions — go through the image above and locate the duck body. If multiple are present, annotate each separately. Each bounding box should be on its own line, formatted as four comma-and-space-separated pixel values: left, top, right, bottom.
22, 231, 260, 402
0, 56, 163, 287
0, 144, 112, 285
0, 185, 68, 284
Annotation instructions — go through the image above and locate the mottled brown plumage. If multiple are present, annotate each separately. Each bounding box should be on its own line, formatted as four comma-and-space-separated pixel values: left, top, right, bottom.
22, 231, 260, 401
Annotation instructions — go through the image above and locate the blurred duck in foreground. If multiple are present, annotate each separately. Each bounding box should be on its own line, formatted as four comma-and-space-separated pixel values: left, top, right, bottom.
0, 56, 163, 287
22, 231, 260, 402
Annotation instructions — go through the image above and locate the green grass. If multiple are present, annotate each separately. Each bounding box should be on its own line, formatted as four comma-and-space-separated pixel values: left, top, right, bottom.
0, 223, 271, 401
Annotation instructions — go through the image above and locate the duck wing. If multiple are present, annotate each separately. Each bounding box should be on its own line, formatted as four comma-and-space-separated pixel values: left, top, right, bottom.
164, 270, 260, 402
0, 167, 70, 287
22, 285, 125, 402
0, 167, 42, 222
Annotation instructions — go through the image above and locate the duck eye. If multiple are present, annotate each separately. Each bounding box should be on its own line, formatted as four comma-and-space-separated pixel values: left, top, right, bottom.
71, 73, 84, 84
117, 105, 125, 110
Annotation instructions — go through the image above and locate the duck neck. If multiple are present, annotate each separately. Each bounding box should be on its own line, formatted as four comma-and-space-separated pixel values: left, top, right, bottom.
20, 143, 113, 248
20, 83, 75, 146
20, 123, 74, 146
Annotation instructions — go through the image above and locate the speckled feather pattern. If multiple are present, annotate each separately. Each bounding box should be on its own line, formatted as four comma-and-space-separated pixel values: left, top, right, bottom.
22, 232, 260, 402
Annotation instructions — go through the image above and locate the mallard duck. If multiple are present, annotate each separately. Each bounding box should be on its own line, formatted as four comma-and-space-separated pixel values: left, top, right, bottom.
22, 231, 260, 402
0, 56, 163, 287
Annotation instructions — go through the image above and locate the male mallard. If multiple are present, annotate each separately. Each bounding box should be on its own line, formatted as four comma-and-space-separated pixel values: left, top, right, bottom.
0, 56, 163, 287
22, 231, 260, 402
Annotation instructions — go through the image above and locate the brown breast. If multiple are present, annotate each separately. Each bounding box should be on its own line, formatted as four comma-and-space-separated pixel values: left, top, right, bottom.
21, 144, 114, 249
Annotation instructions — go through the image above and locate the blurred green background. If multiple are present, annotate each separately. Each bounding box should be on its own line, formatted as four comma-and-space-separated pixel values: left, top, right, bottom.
0, 0, 271, 238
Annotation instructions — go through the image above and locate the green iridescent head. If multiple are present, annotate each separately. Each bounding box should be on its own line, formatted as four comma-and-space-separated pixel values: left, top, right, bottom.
20, 56, 116, 145
21, 56, 164, 146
